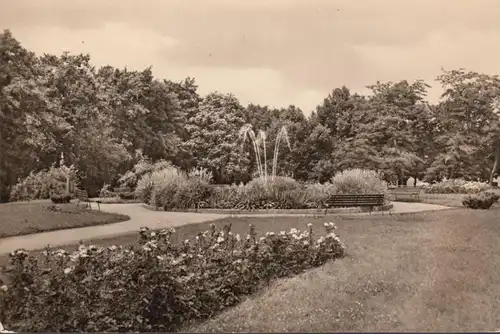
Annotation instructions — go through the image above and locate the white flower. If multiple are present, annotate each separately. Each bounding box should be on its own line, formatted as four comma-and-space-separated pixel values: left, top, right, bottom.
63, 267, 73, 274
266, 232, 275, 237
307, 223, 313, 228
142, 246, 152, 252
246, 234, 251, 240
217, 237, 225, 243
259, 237, 266, 242
184, 239, 190, 244
156, 255, 165, 261
0, 285, 7, 292
279, 231, 286, 236
317, 237, 325, 244
235, 234, 241, 242
303, 240, 310, 246
195, 236, 200, 241
108, 245, 117, 251
150, 231, 156, 237
323, 222, 329, 227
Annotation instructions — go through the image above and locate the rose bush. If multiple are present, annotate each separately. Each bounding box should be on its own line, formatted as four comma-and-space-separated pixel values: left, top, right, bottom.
425, 179, 491, 194
0, 222, 345, 332
462, 190, 500, 209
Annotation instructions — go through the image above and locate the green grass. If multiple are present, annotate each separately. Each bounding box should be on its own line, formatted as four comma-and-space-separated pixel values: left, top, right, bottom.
3, 206, 500, 331
0, 201, 130, 238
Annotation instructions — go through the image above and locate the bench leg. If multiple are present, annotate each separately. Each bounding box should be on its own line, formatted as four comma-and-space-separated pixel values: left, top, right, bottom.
97, 202, 100, 211
76, 199, 80, 207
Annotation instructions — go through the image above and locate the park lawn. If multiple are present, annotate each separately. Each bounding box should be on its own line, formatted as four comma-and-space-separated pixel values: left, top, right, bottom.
2, 207, 500, 331
419, 193, 465, 207
188, 207, 500, 332
0, 201, 130, 238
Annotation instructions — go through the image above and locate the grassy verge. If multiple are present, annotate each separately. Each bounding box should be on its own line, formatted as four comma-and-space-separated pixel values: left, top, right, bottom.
0, 202, 130, 238
419, 193, 466, 207
187, 207, 500, 332
4, 207, 500, 331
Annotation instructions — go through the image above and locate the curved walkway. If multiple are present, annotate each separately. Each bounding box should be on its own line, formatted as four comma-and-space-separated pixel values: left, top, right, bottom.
0, 202, 452, 255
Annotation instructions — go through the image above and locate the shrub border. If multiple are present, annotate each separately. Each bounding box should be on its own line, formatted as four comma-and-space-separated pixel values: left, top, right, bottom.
140, 202, 394, 214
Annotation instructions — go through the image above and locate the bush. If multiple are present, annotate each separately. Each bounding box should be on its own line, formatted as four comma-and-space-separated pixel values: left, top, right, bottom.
425, 179, 490, 194
50, 193, 72, 204
0, 222, 345, 332
462, 191, 499, 209
304, 182, 336, 208
235, 177, 309, 210
118, 192, 136, 200
98, 183, 116, 198
330, 169, 388, 196
118, 158, 173, 190
9, 165, 78, 202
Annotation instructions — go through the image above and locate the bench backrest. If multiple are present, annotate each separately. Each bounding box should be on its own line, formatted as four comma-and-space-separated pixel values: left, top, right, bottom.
390, 186, 423, 193
326, 194, 385, 205
75, 189, 89, 201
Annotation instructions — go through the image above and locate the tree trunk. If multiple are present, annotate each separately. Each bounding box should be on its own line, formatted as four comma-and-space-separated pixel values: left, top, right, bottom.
489, 141, 500, 184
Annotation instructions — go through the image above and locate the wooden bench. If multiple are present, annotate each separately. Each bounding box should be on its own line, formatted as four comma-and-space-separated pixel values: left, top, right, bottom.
75, 189, 101, 211
323, 194, 385, 214
389, 186, 423, 201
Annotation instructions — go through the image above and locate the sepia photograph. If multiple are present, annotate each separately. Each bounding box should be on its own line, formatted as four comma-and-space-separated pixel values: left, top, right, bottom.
1, 0, 500, 332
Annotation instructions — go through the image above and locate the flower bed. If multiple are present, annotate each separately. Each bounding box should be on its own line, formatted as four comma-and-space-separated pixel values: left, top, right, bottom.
424, 179, 491, 194
0, 223, 345, 332
141, 202, 394, 214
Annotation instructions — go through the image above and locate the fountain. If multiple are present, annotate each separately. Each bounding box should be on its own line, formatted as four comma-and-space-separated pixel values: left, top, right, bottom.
239, 124, 291, 184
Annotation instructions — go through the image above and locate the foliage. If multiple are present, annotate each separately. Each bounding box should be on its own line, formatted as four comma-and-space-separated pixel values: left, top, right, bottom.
330, 169, 388, 196
183, 92, 249, 184
0, 223, 345, 332
50, 194, 71, 204
118, 158, 173, 190
424, 179, 491, 194
3, 29, 500, 202
462, 191, 499, 209
98, 183, 115, 198
9, 165, 78, 202
118, 192, 136, 200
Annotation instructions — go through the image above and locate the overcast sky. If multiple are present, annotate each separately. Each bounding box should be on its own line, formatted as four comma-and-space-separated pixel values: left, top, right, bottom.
1, 0, 500, 115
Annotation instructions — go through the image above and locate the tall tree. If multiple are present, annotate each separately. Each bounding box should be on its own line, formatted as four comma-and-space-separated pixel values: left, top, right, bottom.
184, 92, 249, 183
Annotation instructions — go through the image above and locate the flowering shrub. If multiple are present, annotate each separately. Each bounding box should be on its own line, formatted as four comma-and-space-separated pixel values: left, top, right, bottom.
0, 223, 345, 332
424, 179, 491, 194
9, 164, 78, 202
330, 169, 388, 197
118, 158, 173, 190
462, 190, 500, 209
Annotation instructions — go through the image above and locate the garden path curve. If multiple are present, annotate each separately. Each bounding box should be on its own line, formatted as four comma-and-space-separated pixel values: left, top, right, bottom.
0, 202, 452, 255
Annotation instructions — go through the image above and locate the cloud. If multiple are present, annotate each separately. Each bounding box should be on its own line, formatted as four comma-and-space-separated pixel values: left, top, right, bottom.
2, 0, 500, 112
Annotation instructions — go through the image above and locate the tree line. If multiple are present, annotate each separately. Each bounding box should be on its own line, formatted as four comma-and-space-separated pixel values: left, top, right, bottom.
1, 29, 500, 200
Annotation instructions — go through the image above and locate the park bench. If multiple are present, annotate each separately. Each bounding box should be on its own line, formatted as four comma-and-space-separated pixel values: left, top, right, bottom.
75, 188, 101, 211
323, 194, 385, 214
389, 186, 424, 201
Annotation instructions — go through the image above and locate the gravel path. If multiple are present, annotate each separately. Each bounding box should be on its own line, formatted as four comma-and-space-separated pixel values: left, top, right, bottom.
0, 202, 452, 255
